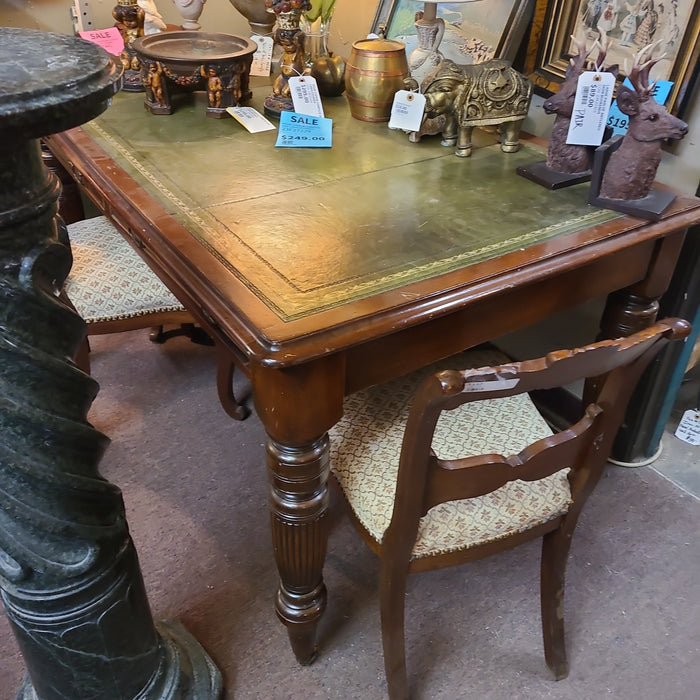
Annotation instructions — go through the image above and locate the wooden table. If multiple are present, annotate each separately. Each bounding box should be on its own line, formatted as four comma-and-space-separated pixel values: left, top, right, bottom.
46, 87, 700, 665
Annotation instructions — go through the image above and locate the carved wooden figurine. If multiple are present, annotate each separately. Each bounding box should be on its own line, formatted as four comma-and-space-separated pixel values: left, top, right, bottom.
544, 36, 618, 175
406, 59, 532, 158
599, 42, 687, 200
113, 0, 146, 91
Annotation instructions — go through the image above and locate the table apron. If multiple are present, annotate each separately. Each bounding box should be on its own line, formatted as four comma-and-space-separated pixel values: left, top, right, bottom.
344, 237, 663, 394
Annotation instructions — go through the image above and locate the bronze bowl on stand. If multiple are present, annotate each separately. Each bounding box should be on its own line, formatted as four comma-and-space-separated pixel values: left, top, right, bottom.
133, 31, 256, 118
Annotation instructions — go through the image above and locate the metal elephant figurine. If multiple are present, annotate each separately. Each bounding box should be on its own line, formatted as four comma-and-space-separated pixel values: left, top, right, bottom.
406, 59, 533, 158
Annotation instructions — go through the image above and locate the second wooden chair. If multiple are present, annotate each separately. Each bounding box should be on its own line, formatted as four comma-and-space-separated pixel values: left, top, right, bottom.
329, 319, 690, 699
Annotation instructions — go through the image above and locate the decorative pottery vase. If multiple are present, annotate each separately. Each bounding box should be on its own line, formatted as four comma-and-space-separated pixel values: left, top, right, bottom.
171, 0, 207, 30
409, 13, 445, 85
228, 0, 276, 35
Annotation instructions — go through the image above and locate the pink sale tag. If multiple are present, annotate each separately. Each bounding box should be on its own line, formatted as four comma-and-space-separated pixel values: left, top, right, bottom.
79, 28, 125, 57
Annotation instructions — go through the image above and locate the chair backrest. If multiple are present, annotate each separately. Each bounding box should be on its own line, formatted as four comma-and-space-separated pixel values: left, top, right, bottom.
388, 318, 691, 543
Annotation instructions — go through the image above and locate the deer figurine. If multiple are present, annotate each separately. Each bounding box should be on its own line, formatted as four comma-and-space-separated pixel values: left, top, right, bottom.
543, 36, 618, 174
600, 42, 688, 200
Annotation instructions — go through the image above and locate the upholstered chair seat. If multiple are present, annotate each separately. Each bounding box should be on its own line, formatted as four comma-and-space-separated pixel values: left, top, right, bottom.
64, 215, 188, 326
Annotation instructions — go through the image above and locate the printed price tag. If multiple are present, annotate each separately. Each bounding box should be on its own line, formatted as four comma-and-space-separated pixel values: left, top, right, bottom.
226, 106, 276, 133
289, 76, 324, 118
606, 79, 674, 136
566, 71, 616, 146
275, 111, 332, 148
675, 409, 700, 446
250, 35, 273, 77
79, 27, 124, 56
388, 90, 426, 132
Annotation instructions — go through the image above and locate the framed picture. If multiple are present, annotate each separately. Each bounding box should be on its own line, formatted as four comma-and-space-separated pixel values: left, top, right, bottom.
371, 0, 537, 65
524, 0, 700, 116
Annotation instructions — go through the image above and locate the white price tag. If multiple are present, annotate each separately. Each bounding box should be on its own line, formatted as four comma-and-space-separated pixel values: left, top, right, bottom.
289, 76, 324, 118
388, 90, 426, 132
463, 376, 520, 393
675, 409, 700, 446
250, 35, 273, 77
566, 71, 616, 146
226, 106, 276, 133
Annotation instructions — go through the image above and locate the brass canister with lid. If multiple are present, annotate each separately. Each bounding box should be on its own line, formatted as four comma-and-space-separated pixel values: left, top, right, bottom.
344, 38, 409, 122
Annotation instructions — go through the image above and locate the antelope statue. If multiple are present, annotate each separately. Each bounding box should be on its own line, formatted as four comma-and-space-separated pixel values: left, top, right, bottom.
543, 36, 617, 174
600, 42, 688, 200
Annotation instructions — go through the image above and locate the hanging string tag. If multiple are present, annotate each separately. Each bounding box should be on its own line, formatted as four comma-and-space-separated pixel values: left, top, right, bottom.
462, 373, 520, 393
566, 70, 616, 146
250, 35, 274, 77
388, 90, 426, 132
675, 409, 700, 445
289, 76, 325, 118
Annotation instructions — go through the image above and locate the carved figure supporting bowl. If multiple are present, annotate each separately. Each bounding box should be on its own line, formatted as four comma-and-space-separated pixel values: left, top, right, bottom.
133, 31, 256, 118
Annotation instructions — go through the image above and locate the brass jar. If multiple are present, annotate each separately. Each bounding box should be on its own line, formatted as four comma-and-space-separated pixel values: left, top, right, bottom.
345, 38, 409, 122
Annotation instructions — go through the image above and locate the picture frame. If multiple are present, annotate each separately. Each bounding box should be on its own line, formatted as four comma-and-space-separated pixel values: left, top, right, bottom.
371, 0, 537, 65
524, 0, 699, 116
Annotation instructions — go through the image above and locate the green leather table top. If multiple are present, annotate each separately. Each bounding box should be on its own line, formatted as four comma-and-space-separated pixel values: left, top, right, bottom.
84, 88, 619, 321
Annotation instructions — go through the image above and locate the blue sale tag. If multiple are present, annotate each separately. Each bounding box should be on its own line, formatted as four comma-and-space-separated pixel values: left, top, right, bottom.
275, 111, 332, 148
606, 79, 674, 136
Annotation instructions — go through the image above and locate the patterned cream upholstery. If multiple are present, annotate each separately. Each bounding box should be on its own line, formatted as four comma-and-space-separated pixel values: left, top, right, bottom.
330, 349, 572, 559
64, 216, 185, 323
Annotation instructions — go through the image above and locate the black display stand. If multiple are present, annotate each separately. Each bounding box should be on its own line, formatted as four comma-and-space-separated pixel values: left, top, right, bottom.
0, 28, 221, 699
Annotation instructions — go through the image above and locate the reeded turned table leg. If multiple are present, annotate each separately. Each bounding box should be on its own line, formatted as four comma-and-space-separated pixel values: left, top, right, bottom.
0, 28, 220, 699
252, 354, 345, 664
268, 436, 330, 664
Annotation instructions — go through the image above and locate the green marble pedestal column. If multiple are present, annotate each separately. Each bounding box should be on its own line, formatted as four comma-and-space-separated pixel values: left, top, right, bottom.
0, 28, 221, 700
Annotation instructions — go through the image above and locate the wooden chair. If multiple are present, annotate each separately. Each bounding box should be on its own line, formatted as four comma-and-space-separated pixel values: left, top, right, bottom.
42, 143, 250, 418
63, 215, 249, 419
329, 319, 690, 699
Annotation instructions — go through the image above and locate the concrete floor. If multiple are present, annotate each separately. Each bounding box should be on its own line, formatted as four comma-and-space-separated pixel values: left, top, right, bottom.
1, 328, 699, 700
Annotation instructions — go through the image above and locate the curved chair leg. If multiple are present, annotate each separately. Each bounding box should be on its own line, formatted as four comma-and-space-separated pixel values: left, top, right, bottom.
216, 354, 250, 421
540, 525, 573, 680
380, 558, 411, 700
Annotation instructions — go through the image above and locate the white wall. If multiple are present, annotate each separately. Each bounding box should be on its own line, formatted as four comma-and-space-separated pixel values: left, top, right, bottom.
2, 0, 697, 194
